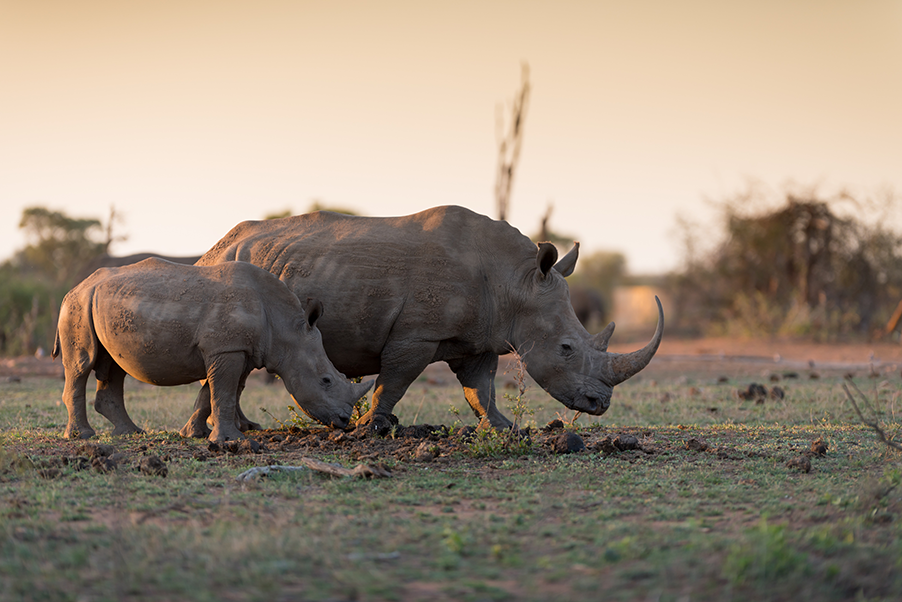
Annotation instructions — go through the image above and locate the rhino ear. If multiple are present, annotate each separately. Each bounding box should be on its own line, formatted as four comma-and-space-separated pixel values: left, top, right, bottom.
536, 243, 559, 279
304, 298, 324, 328
553, 242, 579, 277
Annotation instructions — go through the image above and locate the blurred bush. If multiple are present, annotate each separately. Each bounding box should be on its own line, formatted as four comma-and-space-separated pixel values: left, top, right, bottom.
669, 183, 902, 340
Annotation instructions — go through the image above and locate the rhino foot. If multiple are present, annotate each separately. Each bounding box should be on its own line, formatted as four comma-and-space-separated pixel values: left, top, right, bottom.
238, 407, 263, 433
65, 426, 96, 440
209, 427, 245, 443
356, 412, 399, 437
112, 425, 144, 437
179, 412, 212, 439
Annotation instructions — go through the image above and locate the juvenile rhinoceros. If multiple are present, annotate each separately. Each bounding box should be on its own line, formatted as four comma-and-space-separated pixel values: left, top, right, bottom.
52, 258, 372, 442
183, 205, 664, 435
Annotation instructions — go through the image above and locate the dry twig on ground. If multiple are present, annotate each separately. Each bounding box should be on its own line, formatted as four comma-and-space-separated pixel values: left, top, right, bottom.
843, 378, 902, 452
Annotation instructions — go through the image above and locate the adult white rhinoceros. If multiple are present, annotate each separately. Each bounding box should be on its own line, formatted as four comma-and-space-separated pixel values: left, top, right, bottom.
52, 258, 372, 442
184, 205, 663, 435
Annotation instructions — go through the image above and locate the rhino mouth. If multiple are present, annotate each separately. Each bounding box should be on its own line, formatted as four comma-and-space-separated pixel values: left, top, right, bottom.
564, 395, 609, 415
328, 413, 351, 429
300, 408, 351, 430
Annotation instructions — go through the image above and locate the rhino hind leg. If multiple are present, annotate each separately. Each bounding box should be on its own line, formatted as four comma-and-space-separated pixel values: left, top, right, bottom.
62, 369, 96, 440
179, 382, 213, 439
447, 353, 514, 430
93, 356, 143, 436
357, 341, 437, 435
59, 335, 97, 439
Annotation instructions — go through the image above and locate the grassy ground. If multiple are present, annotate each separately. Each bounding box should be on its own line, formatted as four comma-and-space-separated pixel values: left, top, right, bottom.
1, 364, 901, 601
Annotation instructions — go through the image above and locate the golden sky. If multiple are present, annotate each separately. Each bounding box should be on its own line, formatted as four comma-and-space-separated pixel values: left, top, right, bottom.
2, 0, 900, 273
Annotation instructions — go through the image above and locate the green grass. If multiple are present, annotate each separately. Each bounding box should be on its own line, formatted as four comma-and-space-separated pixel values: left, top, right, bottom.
1, 370, 901, 601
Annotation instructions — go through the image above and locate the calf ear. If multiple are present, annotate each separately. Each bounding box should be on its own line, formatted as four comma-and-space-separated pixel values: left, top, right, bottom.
536, 242, 559, 279
304, 298, 324, 328
553, 242, 579, 277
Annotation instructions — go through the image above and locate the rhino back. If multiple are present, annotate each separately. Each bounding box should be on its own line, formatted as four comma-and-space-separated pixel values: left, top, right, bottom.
87, 260, 283, 385
197, 207, 537, 370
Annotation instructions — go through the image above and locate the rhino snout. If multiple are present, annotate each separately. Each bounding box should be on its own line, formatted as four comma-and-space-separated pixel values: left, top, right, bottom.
330, 411, 352, 430
567, 394, 610, 416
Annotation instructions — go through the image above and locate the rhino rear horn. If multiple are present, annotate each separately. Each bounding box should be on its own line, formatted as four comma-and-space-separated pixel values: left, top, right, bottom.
593, 321, 616, 352
603, 296, 664, 386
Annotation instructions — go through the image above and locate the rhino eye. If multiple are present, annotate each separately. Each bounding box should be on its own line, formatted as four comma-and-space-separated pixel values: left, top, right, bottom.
560, 343, 574, 357
321, 376, 333, 387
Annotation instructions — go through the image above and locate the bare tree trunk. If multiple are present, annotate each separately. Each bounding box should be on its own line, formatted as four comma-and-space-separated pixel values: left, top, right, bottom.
495, 63, 530, 222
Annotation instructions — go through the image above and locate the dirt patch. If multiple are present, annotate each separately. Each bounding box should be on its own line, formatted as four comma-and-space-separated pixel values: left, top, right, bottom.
6, 421, 838, 482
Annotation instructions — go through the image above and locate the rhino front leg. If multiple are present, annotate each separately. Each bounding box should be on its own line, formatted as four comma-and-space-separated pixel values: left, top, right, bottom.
94, 359, 143, 436
357, 341, 438, 435
206, 352, 247, 442
447, 353, 513, 430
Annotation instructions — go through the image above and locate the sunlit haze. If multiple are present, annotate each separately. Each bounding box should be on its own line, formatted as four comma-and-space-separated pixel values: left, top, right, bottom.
2, 1, 900, 274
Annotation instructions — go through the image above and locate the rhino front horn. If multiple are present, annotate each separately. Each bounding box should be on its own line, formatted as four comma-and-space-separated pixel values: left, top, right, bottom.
603, 296, 664, 386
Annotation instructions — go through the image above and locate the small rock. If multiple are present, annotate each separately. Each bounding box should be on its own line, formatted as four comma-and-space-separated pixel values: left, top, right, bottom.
737, 383, 768, 402
38, 467, 60, 479
63, 456, 89, 471
809, 372, 820, 380
659, 392, 673, 403
769, 386, 785, 400
551, 432, 586, 454
782, 372, 799, 379
7, 376, 21, 383
596, 436, 617, 454
613, 434, 639, 451
241, 439, 262, 454
688, 386, 702, 397
769, 374, 781, 382
91, 456, 117, 474
810, 439, 828, 456
139, 455, 168, 477
413, 441, 437, 462
329, 431, 350, 443
685, 437, 708, 452
786, 455, 811, 473
716, 376, 729, 384
543, 419, 565, 432
453, 426, 477, 442
79, 443, 116, 459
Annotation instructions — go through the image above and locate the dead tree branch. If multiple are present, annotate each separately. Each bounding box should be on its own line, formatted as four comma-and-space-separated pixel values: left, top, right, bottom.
843, 378, 902, 452
495, 62, 530, 222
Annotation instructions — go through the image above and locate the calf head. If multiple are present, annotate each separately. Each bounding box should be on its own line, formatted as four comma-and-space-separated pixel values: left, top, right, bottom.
277, 298, 373, 429
511, 243, 663, 416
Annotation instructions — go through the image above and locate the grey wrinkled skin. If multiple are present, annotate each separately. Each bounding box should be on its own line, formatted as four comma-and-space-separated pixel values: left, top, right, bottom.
188, 205, 663, 433
52, 258, 371, 442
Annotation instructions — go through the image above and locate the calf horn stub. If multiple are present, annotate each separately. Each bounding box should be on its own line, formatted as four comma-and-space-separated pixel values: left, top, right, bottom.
601, 296, 664, 386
